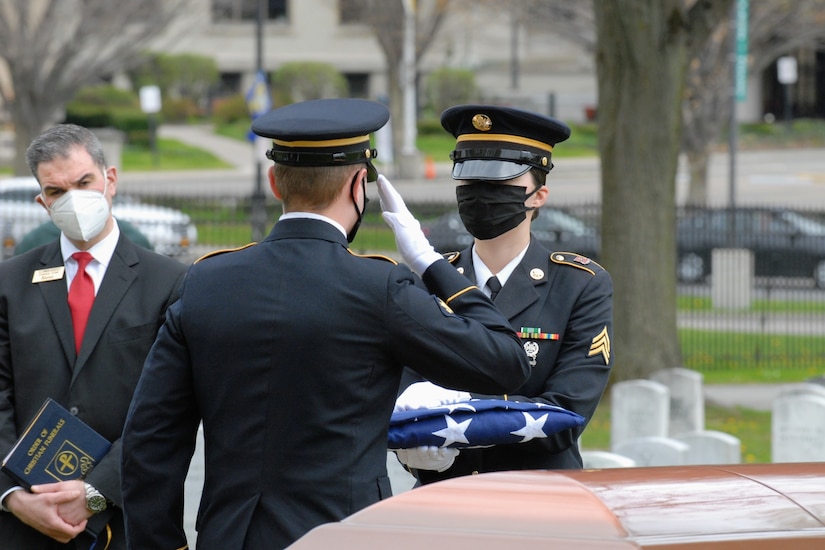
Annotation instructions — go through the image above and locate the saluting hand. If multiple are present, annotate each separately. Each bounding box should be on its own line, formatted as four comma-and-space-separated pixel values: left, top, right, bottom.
377, 174, 442, 275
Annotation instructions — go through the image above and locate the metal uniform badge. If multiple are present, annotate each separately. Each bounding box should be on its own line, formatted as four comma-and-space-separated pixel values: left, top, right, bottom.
472, 114, 492, 131
523, 341, 539, 368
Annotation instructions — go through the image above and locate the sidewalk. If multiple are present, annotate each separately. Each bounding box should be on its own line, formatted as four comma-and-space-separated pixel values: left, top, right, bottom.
159, 124, 256, 173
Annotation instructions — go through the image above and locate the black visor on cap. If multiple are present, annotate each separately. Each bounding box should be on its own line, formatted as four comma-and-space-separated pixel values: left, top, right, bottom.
451, 159, 533, 181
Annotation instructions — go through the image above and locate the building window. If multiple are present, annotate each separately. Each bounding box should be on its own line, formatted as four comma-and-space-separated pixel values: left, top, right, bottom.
344, 73, 369, 98
212, 0, 288, 22
217, 72, 243, 96
339, 0, 362, 24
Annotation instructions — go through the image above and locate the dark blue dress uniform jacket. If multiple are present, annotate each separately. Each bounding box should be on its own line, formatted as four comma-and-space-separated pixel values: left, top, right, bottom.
121, 218, 529, 550
411, 236, 614, 485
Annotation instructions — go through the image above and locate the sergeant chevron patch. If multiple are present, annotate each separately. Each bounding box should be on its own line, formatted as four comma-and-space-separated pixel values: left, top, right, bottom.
588, 326, 611, 365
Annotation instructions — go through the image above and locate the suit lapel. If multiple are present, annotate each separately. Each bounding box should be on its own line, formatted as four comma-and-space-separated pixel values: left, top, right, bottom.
36, 242, 76, 366
73, 236, 139, 379
498, 239, 553, 319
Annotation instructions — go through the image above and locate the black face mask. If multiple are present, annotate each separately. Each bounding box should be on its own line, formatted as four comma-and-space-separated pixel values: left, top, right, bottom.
456, 182, 538, 240
347, 174, 369, 243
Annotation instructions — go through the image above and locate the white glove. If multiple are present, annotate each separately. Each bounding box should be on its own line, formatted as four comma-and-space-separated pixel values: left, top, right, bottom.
395, 381, 471, 412
396, 446, 459, 472
377, 174, 442, 275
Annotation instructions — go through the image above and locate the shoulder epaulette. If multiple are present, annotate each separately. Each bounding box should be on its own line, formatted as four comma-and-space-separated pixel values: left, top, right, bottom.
550, 251, 605, 276
442, 251, 461, 264
195, 243, 257, 264
347, 249, 398, 265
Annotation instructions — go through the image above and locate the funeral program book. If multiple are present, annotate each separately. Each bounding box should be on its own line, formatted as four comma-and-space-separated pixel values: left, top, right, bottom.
1, 398, 111, 487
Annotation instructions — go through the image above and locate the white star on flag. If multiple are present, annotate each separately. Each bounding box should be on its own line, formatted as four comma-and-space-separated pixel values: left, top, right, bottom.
510, 412, 549, 442
432, 415, 471, 446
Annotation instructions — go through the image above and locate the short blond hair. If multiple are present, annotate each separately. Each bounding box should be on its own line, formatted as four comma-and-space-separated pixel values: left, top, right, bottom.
274, 163, 363, 212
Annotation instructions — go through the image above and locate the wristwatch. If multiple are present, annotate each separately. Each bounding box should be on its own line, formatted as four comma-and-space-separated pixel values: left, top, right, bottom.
84, 482, 107, 513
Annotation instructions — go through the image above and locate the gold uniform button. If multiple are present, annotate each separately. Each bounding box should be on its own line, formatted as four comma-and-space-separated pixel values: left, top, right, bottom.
530, 268, 544, 280
457, 267, 465, 274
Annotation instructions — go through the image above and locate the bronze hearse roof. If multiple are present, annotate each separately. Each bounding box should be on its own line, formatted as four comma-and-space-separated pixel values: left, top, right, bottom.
289, 463, 825, 549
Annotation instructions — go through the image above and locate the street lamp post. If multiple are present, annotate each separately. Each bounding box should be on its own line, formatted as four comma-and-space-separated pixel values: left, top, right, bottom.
398, 0, 421, 178
251, 0, 267, 241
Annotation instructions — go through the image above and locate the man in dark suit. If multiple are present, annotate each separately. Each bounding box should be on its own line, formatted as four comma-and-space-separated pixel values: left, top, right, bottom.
0, 124, 186, 549
120, 98, 530, 550
396, 105, 614, 481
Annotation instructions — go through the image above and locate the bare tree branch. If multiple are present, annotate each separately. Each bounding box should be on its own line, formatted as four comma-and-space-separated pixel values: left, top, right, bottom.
342, 0, 452, 172
0, 0, 198, 174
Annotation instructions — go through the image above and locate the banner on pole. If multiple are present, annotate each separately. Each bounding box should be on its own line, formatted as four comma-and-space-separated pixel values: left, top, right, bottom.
735, 0, 749, 102
245, 71, 272, 142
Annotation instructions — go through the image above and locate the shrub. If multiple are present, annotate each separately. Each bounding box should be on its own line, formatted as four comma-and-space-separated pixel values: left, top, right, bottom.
424, 67, 478, 117
417, 117, 444, 136
64, 85, 150, 146
212, 94, 250, 125
162, 97, 202, 123
271, 62, 347, 106
128, 52, 219, 112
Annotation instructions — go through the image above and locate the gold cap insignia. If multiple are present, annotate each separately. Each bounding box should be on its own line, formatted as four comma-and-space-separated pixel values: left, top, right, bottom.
541, 157, 548, 166
472, 114, 492, 132
365, 148, 372, 159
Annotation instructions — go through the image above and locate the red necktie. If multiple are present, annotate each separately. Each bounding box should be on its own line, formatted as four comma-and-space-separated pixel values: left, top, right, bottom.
68, 252, 95, 354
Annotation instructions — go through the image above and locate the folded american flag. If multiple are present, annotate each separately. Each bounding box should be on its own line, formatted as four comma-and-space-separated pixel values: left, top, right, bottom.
388, 399, 585, 450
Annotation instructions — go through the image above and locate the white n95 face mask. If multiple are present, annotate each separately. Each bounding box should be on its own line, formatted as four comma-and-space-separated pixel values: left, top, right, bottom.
47, 175, 111, 241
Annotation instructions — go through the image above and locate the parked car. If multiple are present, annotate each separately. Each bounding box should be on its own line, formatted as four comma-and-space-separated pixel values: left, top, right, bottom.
423, 208, 600, 260
290, 463, 825, 549
677, 206, 825, 288
0, 177, 197, 257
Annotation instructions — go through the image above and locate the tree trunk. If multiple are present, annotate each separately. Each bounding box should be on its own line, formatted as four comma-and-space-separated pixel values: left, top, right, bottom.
386, 63, 404, 176
684, 150, 710, 206
9, 91, 61, 176
594, 0, 684, 382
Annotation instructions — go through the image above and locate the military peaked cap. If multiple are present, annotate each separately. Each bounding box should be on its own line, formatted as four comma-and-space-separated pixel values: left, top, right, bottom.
441, 104, 571, 181
252, 98, 390, 181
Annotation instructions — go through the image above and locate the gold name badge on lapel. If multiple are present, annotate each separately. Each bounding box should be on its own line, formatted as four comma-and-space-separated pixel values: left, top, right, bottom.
32, 267, 65, 283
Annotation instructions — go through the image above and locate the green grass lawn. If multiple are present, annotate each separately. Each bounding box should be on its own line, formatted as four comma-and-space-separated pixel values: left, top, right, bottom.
121, 138, 233, 171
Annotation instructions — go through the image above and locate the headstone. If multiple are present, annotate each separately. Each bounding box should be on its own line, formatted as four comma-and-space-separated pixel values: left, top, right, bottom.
772, 383, 825, 463
650, 367, 704, 436
581, 450, 636, 469
712, 248, 753, 309
610, 379, 669, 451
674, 430, 741, 464
613, 436, 689, 467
